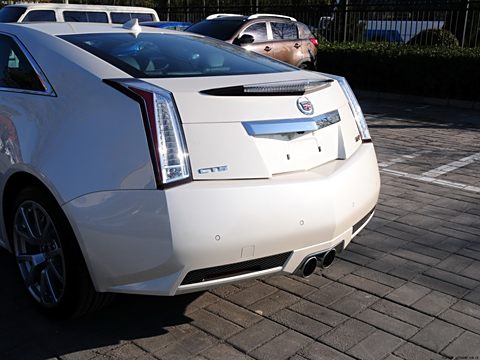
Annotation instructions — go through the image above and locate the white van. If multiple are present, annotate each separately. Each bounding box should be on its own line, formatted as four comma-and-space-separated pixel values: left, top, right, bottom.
0, 3, 159, 24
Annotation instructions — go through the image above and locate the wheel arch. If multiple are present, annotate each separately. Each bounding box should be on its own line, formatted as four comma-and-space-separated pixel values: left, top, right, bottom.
296, 60, 315, 70
2, 171, 113, 315
2, 170, 64, 251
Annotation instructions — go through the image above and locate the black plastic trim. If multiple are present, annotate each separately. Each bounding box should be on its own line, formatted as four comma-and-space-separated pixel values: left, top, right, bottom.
200, 80, 333, 97
353, 207, 375, 234
181, 252, 292, 285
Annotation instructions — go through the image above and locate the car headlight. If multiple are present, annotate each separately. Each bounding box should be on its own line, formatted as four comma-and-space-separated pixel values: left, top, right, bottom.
322, 73, 371, 142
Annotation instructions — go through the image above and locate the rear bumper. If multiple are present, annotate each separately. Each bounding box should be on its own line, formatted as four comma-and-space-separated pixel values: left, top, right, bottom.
63, 143, 380, 296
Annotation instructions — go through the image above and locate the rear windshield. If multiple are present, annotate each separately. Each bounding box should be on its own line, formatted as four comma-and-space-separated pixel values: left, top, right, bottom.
186, 19, 245, 40
0, 7, 26, 23
111, 12, 154, 24
60, 33, 295, 78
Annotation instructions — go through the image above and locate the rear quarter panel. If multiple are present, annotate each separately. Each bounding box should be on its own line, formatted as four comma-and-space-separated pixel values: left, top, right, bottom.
0, 26, 156, 242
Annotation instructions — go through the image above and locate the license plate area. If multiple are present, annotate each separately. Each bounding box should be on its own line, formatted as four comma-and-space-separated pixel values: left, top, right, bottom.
254, 123, 340, 175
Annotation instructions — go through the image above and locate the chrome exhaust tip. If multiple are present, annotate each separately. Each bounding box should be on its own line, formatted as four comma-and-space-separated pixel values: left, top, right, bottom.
300, 256, 318, 277
317, 249, 336, 269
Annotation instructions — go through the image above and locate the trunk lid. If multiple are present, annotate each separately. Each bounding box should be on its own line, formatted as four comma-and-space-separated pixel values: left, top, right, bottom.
143, 71, 362, 180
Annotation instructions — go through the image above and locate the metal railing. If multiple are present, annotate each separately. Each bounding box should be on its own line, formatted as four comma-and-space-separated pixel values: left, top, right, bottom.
157, 1, 480, 47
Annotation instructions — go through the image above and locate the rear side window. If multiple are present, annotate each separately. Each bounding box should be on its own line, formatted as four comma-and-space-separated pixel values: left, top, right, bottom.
111, 12, 154, 24
0, 34, 45, 91
0, 7, 27, 23
23, 10, 56, 22
297, 23, 314, 39
241, 22, 268, 42
61, 33, 295, 78
64, 11, 108, 23
271, 22, 298, 40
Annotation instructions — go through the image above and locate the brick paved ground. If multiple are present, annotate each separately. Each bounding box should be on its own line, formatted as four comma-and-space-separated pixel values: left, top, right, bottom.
1, 99, 480, 360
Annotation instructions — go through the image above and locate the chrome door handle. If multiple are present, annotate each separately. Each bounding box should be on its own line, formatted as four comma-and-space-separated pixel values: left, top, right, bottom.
264, 46, 272, 52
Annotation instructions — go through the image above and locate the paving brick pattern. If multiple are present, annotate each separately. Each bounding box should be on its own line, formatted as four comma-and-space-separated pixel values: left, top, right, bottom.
1, 99, 480, 360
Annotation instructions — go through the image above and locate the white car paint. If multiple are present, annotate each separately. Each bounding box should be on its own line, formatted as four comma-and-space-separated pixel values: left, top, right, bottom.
0, 22, 380, 296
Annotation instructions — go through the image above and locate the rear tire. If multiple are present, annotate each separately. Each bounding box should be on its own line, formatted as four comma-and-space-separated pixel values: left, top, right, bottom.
10, 186, 114, 318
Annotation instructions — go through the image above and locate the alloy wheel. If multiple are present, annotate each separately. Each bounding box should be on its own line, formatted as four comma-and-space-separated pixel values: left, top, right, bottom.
13, 201, 66, 307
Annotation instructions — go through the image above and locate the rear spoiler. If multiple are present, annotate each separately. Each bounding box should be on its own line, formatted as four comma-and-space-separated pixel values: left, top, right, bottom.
200, 79, 333, 96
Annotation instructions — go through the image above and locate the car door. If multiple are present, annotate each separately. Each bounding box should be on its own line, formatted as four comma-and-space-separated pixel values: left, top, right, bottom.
0, 33, 55, 248
270, 21, 303, 66
237, 21, 274, 58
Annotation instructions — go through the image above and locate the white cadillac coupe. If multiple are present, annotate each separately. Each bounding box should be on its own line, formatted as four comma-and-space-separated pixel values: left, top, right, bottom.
0, 20, 380, 317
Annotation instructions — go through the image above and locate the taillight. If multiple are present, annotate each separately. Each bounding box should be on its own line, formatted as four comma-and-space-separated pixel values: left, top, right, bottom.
322, 74, 371, 143
105, 79, 191, 188
310, 37, 319, 47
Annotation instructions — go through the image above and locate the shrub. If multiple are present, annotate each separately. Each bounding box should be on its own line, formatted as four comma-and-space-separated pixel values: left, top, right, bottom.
316, 42, 480, 101
408, 29, 460, 47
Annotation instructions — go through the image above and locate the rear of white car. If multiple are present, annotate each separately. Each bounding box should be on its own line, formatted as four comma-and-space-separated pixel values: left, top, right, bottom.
65, 77, 379, 295
0, 23, 380, 316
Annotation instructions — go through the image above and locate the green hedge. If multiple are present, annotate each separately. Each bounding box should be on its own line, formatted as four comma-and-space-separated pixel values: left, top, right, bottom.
316, 42, 480, 101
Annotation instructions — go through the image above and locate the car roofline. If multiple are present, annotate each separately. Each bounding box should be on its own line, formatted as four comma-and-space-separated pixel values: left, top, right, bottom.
204, 13, 297, 22
3, 3, 158, 12
247, 13, 297, 21
205, 13, 246, 20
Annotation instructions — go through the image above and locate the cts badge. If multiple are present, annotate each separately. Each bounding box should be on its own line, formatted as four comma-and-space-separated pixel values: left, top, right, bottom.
297, 96, 314, 115
198, 165, 228, 174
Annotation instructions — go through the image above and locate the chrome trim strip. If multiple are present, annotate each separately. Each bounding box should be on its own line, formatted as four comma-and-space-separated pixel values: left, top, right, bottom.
243, 110, 340, 136
0, 31, 55, 97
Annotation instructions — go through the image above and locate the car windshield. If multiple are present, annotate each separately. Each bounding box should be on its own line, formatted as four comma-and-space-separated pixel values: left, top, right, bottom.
0, 7, 26, 23
60, 32, 296, 78
186, 19, 245, 40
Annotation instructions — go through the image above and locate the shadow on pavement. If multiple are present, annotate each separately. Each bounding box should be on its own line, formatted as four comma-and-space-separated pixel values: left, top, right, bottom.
360, 98, 480, 130
0, 248, 200, 359
367, 123, 458, 129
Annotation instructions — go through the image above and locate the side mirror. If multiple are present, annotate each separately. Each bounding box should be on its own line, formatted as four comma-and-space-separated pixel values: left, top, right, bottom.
234, 34, 255, 46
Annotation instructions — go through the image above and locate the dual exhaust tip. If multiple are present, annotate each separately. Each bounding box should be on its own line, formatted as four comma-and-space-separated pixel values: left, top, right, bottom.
298, 249, 336, 278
